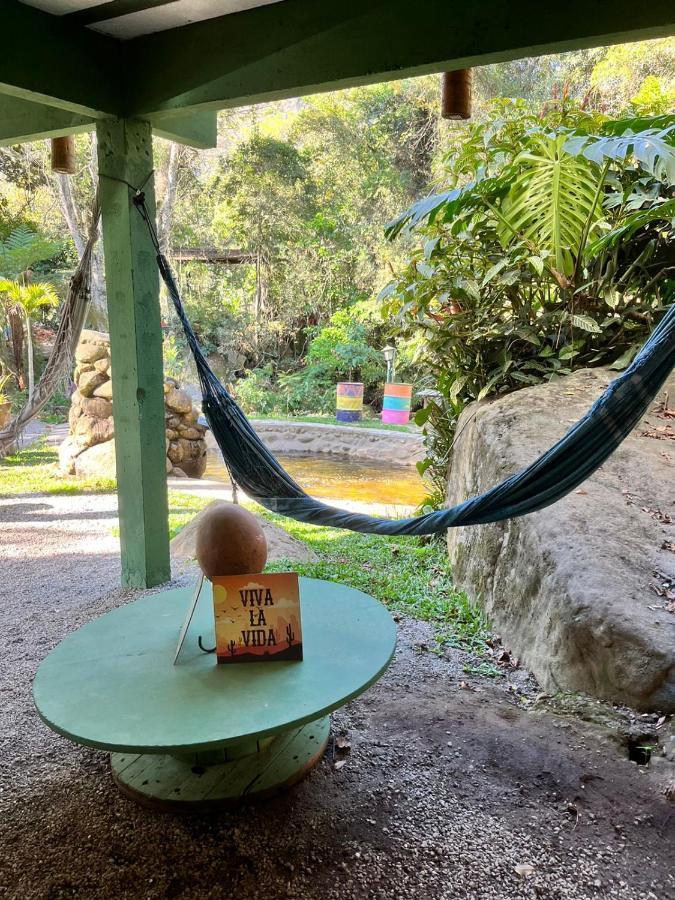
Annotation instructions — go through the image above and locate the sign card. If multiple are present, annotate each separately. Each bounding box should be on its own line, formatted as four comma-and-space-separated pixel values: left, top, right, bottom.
212, 572, 303, 664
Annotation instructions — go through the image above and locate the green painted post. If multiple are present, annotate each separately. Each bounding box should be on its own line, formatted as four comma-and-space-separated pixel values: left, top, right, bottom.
96, 118, 170, 588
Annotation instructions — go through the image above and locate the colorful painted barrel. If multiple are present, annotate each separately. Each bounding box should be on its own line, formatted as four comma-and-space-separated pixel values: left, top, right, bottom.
336, 382, 364, 423
382, 383, 413, 425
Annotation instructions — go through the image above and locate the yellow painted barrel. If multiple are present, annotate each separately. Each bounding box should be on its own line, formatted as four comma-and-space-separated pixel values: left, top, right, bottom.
336, 382, 364, 422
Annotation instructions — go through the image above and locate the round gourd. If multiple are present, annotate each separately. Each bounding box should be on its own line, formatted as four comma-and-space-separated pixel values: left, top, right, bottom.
195, 502, 268, 577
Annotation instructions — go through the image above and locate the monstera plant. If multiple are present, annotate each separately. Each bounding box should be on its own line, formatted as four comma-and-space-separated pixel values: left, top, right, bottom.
382, 101, 675, 495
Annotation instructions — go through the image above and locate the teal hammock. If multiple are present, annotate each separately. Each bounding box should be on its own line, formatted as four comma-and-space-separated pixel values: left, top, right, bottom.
134, 194, 675, 537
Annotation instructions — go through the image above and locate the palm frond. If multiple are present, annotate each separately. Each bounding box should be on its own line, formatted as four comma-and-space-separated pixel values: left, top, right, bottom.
0, 228, 61, 280
564, 125, 675, 184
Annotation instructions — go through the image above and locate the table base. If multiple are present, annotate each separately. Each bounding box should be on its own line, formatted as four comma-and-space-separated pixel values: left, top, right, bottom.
110, 716, 330, 810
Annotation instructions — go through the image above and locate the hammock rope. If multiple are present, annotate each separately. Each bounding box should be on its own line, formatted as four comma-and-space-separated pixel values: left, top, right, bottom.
0, 194, 100, 457
132, 190, 675, 537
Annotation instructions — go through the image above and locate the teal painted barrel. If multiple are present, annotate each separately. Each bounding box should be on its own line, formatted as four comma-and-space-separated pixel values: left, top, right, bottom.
336, 382, 364, 422
382, 383, 412, 425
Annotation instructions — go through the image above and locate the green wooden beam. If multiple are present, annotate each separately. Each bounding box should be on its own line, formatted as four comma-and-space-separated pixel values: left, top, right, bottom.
0, 94, 94, 147
0, 0, 122, 117
124, 0, 675, 117
149, 111, 217, 149
97, 118, 170, 589
0, 97, 214, 156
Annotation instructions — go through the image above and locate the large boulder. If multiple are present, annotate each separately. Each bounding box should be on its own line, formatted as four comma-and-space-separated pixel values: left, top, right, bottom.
73, 440, 117, 479
446, 367, 675, 712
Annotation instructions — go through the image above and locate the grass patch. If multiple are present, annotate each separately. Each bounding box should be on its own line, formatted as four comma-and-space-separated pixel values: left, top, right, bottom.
253, 504, 491, 656
0, 442, 116, 496
463, 661, 504, 678
252, 414, 417, 434
167, 492, 211, 538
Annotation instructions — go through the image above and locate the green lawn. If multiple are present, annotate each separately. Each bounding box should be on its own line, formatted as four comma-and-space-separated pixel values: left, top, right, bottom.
0, 442, 211, 535
0, 442, 116, 496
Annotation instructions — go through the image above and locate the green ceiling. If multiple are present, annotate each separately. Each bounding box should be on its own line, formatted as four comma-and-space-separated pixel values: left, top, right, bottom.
2, 0, 674, 146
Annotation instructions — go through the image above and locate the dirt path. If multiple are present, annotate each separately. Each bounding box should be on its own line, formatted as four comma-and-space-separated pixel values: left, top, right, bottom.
0, 490, 673, 900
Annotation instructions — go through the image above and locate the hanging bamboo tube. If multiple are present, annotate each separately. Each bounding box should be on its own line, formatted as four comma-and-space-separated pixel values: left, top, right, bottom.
51, 136, 76, 175
441, 69, 472, 120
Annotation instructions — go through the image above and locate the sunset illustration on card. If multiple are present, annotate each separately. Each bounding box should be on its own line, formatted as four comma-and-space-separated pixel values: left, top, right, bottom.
212, 572, 303, 664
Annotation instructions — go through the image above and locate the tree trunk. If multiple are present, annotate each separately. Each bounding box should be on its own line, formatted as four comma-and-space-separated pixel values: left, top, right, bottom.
157, 142, 181, 251
8, 310, 25, 389
156, 142, 182, 318
23, 307, 34, 404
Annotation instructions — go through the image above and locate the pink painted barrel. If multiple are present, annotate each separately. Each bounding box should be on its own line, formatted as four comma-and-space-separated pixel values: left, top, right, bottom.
336, 382, 364, 422
381, 383, 412, 425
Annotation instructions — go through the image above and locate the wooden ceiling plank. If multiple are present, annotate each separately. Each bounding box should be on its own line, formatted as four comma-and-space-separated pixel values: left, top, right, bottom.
122, 0, 675, 118
0, 94, 94, 147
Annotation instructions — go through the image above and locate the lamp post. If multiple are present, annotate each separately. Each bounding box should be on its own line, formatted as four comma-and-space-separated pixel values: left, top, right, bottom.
382, 343, 397, 384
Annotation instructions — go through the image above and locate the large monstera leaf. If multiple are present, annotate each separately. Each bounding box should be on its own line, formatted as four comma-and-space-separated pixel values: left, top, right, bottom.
498, 134, 603, 276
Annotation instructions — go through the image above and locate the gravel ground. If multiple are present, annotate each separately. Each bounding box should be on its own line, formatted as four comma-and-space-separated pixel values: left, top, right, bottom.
1, 490, 673, 900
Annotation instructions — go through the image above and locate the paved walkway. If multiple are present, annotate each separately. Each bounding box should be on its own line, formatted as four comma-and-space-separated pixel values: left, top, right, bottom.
8, 419, 68, 450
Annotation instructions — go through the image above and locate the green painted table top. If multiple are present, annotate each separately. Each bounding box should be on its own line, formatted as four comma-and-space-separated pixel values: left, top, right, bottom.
33, 578, 396, 755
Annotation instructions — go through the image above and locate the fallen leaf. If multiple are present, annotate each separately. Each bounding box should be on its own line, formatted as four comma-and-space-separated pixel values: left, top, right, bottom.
514, 864, 535, 878
334, 759, 347, 770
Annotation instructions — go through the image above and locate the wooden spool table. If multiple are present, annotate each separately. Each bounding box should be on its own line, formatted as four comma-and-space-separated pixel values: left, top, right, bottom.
33, 577, 396, 810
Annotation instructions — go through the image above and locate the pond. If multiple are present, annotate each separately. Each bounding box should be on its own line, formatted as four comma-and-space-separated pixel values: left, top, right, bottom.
204, 450, 427, 509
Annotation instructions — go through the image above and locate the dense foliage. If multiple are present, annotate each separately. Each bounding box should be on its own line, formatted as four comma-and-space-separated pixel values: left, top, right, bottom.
382, 100, 675, 496
0, 38, 672, 431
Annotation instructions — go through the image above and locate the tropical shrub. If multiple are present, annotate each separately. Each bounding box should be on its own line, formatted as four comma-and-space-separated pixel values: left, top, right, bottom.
233, 306, 386, 417
381, 100, 675, 494
0, 226, 61, 394
233, 365, 281, 417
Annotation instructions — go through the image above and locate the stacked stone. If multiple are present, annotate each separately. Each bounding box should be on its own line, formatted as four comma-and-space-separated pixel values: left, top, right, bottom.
163, 377, 208, 478
59, 329, 207, 479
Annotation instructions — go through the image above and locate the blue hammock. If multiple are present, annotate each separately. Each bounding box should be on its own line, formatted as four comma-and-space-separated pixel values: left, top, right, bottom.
135, 195, 675, 537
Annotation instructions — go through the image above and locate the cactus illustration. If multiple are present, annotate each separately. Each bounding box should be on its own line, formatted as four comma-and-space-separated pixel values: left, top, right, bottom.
285, 622, 295, 647
227, 639, 237, 656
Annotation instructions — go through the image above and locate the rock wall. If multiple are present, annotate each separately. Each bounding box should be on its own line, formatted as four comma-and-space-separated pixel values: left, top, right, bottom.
446, 367, 675, 712
221, 419, 425, 466
59, 330, 207, 479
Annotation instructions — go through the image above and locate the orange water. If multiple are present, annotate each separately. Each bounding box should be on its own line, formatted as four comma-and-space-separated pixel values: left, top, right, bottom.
204, 450, 427, 507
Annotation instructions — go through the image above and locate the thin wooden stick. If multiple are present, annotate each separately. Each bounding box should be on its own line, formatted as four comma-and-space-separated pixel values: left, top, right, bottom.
173, 574, 205, 664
